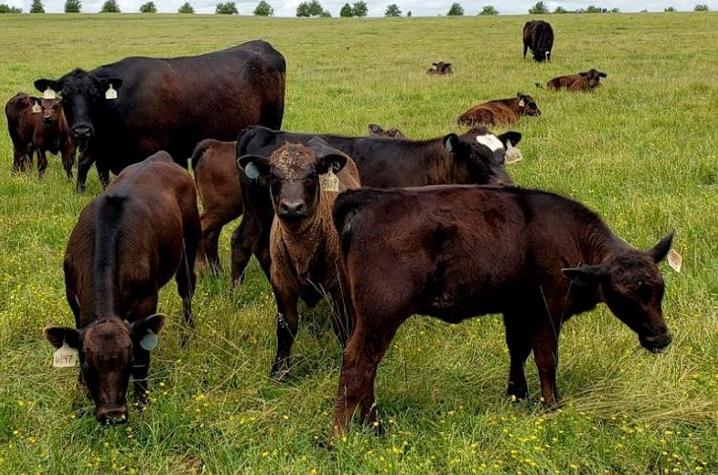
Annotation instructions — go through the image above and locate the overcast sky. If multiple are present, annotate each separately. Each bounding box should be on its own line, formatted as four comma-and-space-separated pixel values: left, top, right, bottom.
8, 0, 716, 15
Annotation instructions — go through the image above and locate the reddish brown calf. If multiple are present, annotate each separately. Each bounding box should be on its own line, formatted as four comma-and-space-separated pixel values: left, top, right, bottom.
457, 93, 541, 127
545, 69, 608, 91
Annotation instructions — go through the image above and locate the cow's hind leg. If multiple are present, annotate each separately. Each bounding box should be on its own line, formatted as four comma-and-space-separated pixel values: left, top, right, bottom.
176, 239, 198, 347
330, 286, 353, 348
36, 149, 48, 178
503, 313, 532, 400
230, 214, 261, 286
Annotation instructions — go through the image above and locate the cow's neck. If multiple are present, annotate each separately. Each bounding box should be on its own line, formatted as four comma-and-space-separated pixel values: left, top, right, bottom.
580, 220, 629, 266
278, 197, 331, 279
423, 143, 470, 185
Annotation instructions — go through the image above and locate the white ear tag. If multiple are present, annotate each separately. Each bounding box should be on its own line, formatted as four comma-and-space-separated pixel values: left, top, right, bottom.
32, 103, 42, 113
518, 99, 525, 107
43, 88, 56, 100
53, 343, 78, 368
320, 169, 340, 193
505, 145, 524, 165
105, 84, 118, 100
140, 330, 159, 351
244, 162, 260, 179
666, 249, 682, 273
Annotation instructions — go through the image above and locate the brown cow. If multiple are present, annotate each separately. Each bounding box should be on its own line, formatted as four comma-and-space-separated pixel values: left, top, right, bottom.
238, 139, 360, 382
457, 93, 541, 127
44, 152, 201, 424
5, 93, 76, 178
331, 185, 674, 433
426, 62, 453, 75
367, 124, 406, 139
191, 139, 243, 274
523, 20, 554, 62
543, 69, 608, 91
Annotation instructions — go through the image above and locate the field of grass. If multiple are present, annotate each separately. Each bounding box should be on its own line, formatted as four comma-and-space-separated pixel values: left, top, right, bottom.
1, 11, 717, 474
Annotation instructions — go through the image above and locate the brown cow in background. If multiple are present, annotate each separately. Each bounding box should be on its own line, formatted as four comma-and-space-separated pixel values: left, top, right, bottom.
542, 69, 608, 91
523, 20, 554, 62
458, 93, 541, 127
367, 124, 406, 138
427, 61, 453, 75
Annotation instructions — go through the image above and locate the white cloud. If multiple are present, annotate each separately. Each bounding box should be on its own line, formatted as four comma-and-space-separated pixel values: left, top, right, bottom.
9, 0, 717, 15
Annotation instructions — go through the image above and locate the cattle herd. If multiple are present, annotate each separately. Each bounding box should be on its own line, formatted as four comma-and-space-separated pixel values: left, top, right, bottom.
5, 21, 675, 434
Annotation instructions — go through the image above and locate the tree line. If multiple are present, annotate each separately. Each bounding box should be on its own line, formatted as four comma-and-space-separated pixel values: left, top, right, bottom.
0, 1, 711, 15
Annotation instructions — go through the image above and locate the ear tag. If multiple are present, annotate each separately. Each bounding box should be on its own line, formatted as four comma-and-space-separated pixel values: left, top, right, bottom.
320, 169, 340, 193
666, 249, 682, 273
53, 343, 78, 368
140, 330, 159, 351
518, 99, 525, 107
244, 162, 261, 179
32, 103, 42, 113
105, 84, 118, 100
505, 146, 524, 165
43, 88, 56, 100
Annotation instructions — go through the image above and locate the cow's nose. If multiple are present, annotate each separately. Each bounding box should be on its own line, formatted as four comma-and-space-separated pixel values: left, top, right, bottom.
72, 126, 92, 138
96, 406, 128, 425
278, 200, 306, 218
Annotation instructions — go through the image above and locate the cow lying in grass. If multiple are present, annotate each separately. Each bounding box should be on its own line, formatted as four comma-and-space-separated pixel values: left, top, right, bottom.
540, 69, 608, 91
331, 185, 674, 434
367, 124, 406, 138
457, 93, 541, 127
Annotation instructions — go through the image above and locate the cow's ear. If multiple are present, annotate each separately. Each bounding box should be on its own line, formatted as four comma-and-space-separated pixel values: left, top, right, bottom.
562, 265, 609, 286
649, 231, 674, 263
598, 71, 607, 78
34, 79, 61, 94
497, 131, 521, 148
131, 313, 166, 351
237, 154, 271, 180
442, 133, 460, 154
308, 137, 348, 174
44, 326, 82, 350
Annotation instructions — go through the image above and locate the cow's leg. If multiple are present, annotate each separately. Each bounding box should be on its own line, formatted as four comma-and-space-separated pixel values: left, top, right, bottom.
531, 320, 561, 408
197, 213, 224, 274
270, 286, 299, 382
523, 43, 528, 59
75, 153, 94, 192
230, 214, 263, 286
504, 313, 532, 400
330, 286, 353, 348
36, 149, 48, 178
130, 294, 158, 406
12, 145, 28, 173
61, 143, 75, 180
96, 162, 110, 189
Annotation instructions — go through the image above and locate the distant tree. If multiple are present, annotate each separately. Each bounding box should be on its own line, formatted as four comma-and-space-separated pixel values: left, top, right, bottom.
100, 0, 120, 12
553, 5, 567, 13
340, 2, 352, 16
0, 3, 22, 12
664, 6, 676, 11
528, 1, 548, 14
178, 1, 194, 12
30, 0, 45, 13
139, 1, 156, 12
64, 0, 80, 12
479, 5, 498, 15
296, 0, 324, 16
640, 8, 648, 12
215, 1, 237, 13
694, 4, 709, 11
351, 0, 367, 16
447, 2, 463, 15
320, 8, 330, 16
385, 3, 401, 16
585, 5, 608, 13
406, 10, 411, 16
254, 0, 273, 15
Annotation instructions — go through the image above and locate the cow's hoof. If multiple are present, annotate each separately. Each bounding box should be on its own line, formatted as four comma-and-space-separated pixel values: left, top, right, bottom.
507, 382, 528, 401
270, 364, 291, 383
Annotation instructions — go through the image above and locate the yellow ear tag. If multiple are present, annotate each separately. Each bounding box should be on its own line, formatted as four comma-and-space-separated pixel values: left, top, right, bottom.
32, 103, 42, 113
505, 145, 524, 165
43, 88, 56, 100
105, 84, 118, 100
53, 343, 78, 368
667, 249, 682, 273
320, 169, 340, 193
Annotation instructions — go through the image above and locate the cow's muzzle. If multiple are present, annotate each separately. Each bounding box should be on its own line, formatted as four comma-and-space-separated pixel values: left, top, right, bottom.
639, 331, 672, 353
72, 125, 93, 139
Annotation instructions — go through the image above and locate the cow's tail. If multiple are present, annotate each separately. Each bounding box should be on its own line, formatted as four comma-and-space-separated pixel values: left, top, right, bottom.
332, 189, 377, 257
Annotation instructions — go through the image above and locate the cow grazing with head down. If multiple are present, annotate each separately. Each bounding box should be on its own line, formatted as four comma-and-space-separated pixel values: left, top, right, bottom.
330, 185, 675, 434
5, 93, 75, 178
34, 39, 285, 192
44, 152, 200, 424
543, 69, 608, 91
230, 126, 519, 285
367, 124, 406, 139
523, 20, 554, 62
457, 93, 541, 128
237, 139, 361, 381
427, 62, 453, 75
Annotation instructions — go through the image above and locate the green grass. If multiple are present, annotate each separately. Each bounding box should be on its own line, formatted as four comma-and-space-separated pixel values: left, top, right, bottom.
1, 12, 718, 474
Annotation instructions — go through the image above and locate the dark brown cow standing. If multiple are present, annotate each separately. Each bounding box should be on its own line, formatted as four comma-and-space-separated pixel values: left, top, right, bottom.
457, 93, 541, 127
44, 152, 201, 424
523, 20, 554, 62
238, 139, 361, 381
331, 185, 674, 434
5, 93, 76, 178
544, 69, 608, 91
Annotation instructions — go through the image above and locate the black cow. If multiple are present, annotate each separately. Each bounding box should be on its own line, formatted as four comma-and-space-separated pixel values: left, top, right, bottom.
34, 40, 286, 191
523, 20, 554, 62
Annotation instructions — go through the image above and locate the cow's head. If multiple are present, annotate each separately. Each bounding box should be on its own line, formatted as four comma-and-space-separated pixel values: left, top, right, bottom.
579, 69, 608, 89
533, 49, 551, 62
34, 69, 123, 145
516, 93, 541, 117
238, 138, 349, 224
442, 128, 519, 185
562, 232, 674, 353
44, 314, 165, 424
30, 97, 63, 126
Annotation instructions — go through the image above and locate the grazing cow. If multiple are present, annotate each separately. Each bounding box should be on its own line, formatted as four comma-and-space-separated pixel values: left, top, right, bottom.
426, 62, 453, 75
237, 139, 361, 381
330, 185, 674, 433
43, 152, 201, 424
542, 69, 608, 91
457, 93, 541, 128
367, 124, 406, 138
5, 93, 75, 178
34, 40, 286, 192
523, 20, 554, 62
231, 126, 519, 285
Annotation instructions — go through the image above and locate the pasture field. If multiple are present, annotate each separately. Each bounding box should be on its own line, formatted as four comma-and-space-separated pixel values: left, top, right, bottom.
1, 11, 718, 474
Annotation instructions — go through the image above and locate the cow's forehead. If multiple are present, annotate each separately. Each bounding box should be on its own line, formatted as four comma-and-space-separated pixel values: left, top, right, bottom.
269, 144, 315, 181
476, 134, 504, 152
